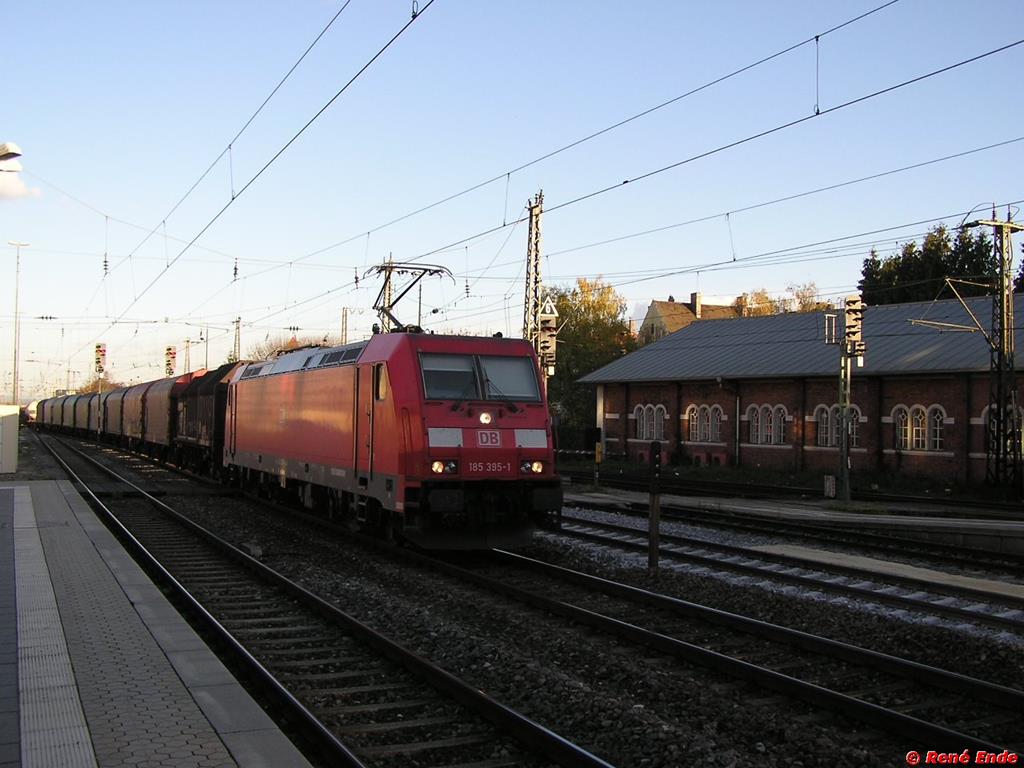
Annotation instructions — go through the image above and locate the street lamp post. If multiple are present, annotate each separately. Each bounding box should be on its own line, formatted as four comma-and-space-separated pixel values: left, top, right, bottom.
3, 143, 27, 406
8, 241, 30, 405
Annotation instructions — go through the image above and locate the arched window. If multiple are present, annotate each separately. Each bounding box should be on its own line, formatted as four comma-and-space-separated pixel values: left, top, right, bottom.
698, 405, 711, 442
634, 405, 645, 439
687, 406, 699, 442
928, 406, 944, 450
911, 406, 927, 450
645, 405, 656, 442
815, 406, 830, 447
894, 406, 910, 450
829, 406, 842, 448
748, 406, 761, 444
710, 406, 722, 442
653, 405, 666, 441
772, 406, 786, 444
761, 405, 773, 445
849, 406, 861, 448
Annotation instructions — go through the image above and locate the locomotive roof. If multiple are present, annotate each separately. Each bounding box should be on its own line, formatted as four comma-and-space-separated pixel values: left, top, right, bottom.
238, 333, 534, 379
580, 293, 1022, 384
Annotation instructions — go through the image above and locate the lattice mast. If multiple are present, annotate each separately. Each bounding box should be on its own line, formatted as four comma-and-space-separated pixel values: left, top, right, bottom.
522, 191, 543, 345
965, 209, 1024, 490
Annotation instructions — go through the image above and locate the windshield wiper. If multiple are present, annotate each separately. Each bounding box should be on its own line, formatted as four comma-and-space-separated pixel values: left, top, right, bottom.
483, 377, 520, 413
449, 375, 481, 411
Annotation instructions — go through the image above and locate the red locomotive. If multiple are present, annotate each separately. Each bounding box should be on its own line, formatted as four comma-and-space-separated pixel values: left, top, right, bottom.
37, 331, 561, 549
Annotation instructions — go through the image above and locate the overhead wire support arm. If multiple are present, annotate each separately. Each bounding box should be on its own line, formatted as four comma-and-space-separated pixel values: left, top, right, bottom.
909, 279, 992, 342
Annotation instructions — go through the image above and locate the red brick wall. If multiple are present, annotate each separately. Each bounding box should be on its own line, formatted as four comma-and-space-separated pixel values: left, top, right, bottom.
599, 373, 1020, 486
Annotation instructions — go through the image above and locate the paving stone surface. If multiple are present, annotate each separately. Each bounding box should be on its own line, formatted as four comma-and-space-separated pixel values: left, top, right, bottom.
0, 490, 17, 768
30, 483, 237, 768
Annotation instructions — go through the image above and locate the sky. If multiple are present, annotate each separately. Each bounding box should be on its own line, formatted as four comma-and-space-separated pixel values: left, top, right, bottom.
2, 0, 1022, 401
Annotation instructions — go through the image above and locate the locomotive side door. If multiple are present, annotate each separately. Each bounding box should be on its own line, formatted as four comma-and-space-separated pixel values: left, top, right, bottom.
227, 383, 237, 457
355, 363, 374, 483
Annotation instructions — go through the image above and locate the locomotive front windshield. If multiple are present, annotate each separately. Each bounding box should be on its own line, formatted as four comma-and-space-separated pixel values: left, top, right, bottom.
421, 353, 540, 402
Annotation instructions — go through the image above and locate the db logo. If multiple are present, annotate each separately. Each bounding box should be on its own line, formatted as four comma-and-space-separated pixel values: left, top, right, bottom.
477, 430, 501, 447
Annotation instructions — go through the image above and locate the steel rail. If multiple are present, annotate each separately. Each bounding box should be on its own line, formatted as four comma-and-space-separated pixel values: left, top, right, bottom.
490, 549, 1024, 710
46, 434, 615, 768
557, 519, 1024, 633
380, 544, 1014, 751
562, 512, 1024, 615
566, 491, 1024, 574
37, 434, 366, 768
561, 470, 1024, 518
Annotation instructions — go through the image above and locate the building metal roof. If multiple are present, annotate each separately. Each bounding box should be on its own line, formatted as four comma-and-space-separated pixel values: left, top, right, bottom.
580, 294, 1021, 384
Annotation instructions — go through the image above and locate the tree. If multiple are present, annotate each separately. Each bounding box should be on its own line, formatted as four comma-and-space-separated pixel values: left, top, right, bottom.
858, 225, 994, 305
246, 333, 337, 361
733, 288, 782, 316
78, 375, 127, 393
733, 283, 823, 315
546, 278, 636, 449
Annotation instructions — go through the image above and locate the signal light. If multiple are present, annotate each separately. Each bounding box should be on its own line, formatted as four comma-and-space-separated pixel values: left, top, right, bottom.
844, 295, 864, 345
164, 345, 177, 376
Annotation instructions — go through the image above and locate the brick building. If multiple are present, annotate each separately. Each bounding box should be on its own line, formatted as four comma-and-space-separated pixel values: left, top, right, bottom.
579, 295, 1021, 485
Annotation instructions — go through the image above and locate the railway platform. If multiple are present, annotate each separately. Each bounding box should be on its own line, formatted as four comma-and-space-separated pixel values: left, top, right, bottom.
563, 485, 1024, 556
0, 478, 313, 768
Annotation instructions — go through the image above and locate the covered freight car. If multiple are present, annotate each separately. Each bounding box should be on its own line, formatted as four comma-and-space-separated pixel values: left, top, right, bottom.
122, 381, 154, 449
142, 371, 202, 459
103, 388, 128, 442
175, 361, 245, 473
73, 393, 96, 436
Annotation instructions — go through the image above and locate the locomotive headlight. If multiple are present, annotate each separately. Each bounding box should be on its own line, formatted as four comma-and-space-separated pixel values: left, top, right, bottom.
432, 460, 459, 474
520, 460, 544, 474
479, 411, 492, 425
431, 460, 445, 474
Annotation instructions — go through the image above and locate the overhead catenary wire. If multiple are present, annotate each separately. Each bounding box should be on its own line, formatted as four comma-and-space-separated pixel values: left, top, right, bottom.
399, 38, 1024, 266
109, 0, 358, 273
28, 12, 1019, 376
175, 128, 1022, 331
75, 1, 437, 358
234, 0, 905, 278
20, 1, 926, 339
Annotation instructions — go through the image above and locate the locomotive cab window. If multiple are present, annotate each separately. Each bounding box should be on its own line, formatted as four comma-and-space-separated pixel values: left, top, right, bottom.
479, 356, 540, 402
421, 354, 479, 400
420, 353, 541, 402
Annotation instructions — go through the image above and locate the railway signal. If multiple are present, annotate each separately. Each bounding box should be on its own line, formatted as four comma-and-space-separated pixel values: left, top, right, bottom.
838, 294, 866, 502
165, 345, 177, 376
94, 343, 106, 374
844, 295, 864, 349
537, 296, 558, 377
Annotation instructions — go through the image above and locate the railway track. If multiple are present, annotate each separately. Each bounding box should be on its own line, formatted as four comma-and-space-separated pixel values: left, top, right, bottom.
560, 470, 1024, 519
40, 433, 612, 768
564, 489, 1024, 577
40, 433, 1024, 760
356, 545, 1024, 753
553, 513, 1024, 635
